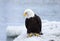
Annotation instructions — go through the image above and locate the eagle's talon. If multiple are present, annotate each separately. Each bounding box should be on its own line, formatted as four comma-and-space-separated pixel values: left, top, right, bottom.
28, 33, 33, 37
34, 33, 40, 37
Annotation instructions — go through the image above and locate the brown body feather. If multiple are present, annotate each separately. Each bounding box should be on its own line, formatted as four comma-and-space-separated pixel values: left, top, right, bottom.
25, 14, 42, 34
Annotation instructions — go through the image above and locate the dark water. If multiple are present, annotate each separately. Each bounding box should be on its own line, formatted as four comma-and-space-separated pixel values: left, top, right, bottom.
7, 37, 14, 41
6, 36, 17, 41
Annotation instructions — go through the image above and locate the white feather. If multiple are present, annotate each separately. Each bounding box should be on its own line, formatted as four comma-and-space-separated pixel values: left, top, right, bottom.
24, 9, 35, 18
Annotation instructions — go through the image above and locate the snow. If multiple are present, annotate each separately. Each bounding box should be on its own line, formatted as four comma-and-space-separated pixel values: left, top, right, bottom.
6, 20, 60, 41
6, 26, 26, 37
13, 34, 60, 41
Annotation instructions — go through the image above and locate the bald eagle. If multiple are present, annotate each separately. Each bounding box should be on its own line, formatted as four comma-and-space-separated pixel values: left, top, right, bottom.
24, 9, 42, 37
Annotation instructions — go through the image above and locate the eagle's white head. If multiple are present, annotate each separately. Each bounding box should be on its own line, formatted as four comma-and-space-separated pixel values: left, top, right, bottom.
24, 9, 35, 18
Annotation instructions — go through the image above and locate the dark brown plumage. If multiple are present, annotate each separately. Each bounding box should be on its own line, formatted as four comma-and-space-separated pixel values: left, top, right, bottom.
25, 14, 42, 34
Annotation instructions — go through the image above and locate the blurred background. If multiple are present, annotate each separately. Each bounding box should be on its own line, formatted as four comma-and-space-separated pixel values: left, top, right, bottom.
0, 0, 60, 41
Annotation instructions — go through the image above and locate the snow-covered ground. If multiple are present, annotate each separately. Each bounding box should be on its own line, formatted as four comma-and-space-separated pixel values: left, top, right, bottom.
6, 20, 60, 41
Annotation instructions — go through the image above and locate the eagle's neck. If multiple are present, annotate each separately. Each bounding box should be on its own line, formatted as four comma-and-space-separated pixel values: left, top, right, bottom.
27, 13, 35, 18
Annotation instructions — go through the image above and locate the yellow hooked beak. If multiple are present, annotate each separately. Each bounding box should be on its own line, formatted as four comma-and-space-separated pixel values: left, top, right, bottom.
23, 12, 27, 16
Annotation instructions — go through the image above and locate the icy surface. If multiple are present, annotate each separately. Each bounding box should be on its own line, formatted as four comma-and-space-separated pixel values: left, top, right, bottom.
6, 26, 26, 37
6, 20, 60, 41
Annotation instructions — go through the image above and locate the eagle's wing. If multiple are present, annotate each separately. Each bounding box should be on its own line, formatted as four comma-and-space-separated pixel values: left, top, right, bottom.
35, 15, 42, 32
25, 18, 29, 29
